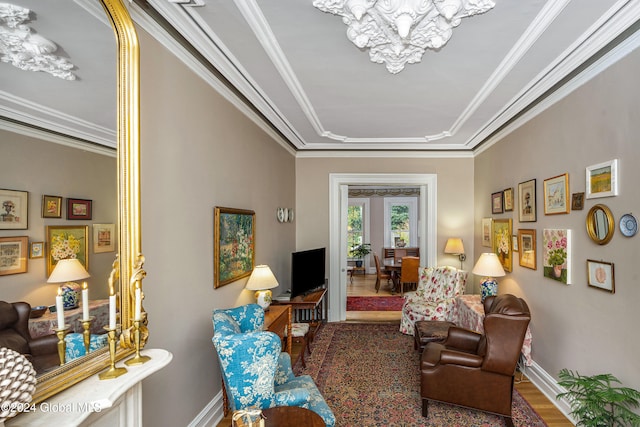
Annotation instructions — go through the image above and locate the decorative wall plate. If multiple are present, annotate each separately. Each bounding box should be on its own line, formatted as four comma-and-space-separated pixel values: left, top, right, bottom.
619, 213, 637, 237
276, 208, 285, 223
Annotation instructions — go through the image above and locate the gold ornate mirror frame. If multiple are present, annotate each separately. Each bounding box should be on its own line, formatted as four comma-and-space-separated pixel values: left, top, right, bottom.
586, 204, 615, 245
33, 0, 145, 402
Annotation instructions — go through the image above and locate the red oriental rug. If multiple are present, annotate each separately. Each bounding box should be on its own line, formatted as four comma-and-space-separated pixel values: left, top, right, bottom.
346, 296, 404, 311
295, 322, 547, 427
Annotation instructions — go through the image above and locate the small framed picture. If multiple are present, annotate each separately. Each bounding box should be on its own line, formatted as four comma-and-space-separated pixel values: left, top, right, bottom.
93, 223, 116, 253
0, 189, 28, 230
586, 259, 614, 293
586, 159, 618, 199
0, 236, 28, 275
503, 188, 514, 212
571, 192, 585, 211
67, 198, 92, 220
42, 195, 63, 218
543, 173, 569, 215
517, 229, 536, 270
481, 217, 492, 247
512, 235, 518, 252
518, 179, 536, 222
30, 241, 44, 259
491, 191, 503, 214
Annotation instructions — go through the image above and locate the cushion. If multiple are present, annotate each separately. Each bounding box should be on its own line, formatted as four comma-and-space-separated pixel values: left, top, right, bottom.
212, 312, 241, 336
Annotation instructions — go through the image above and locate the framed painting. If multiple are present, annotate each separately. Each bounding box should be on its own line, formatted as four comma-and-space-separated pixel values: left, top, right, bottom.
481, 217, 492, 247
543, 228, 571, 284
492, 218, 512, 272
503, 188, 514, 212
517, 229, 536, 270
67, 198, 92, 220
571, 192, 584, 211
42, 195, 62, 218
0, 189, 28, 230
93, 223, 116, 253
30, 241, 44, 259
518, 179, 536, 222
214, 206, 255, 288
587, 259, 614, 293
46, 225, 89, 276
491, 191, 503, 214
543, 173, 569, 215
586, 159, 618, 199
0, 236, 28, 275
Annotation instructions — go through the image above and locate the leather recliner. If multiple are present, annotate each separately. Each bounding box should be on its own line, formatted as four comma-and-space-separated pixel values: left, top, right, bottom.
420, 294, 531, 427
0, 301, 60, 374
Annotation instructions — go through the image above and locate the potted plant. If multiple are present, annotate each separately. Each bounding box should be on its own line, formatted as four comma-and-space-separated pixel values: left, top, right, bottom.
557, 368, 640, 426
350, 243, 371, 267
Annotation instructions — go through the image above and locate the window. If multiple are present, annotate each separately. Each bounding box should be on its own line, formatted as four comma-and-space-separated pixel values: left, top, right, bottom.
384, 197, 418, 247
348, 198, 369, 257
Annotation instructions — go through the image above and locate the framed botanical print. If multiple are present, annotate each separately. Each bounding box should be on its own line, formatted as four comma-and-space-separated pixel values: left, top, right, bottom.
491, 191, 503, 214
93, 223, 116, 253
492, 219, 512, 272
46, 225, 89, 276
214, 206, 255, 288
481, 217, 492, 247
0, 189, 28, 229
518, 179, 536, 222
67, 198, 92, 220
543, 173, 569, 215
517, 229, 536, 270
586, 159, 618, 199
30, 241, 44, 259
503, 188, 514, 211
0, 236, 28, 275
42, 195, 62, 218
586, 259, 614, 293
543, 228, 571, 284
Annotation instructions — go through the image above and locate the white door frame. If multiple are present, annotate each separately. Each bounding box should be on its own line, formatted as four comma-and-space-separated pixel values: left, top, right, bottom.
328, 173, 438, 322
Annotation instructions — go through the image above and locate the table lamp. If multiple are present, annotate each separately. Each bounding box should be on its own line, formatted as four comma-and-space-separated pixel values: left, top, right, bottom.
471, 253, 505, 301
444, 237, 466, 269
47, 258, 90, 309
245, 265, 279, 310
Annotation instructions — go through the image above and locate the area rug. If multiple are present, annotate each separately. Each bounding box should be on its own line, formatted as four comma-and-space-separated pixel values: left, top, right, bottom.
295, 322, 546, 427
346, 296, 404, 311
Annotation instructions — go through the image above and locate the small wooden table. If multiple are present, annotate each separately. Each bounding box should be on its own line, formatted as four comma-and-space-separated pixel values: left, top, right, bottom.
264, 304, 292, 355
262, 406, 325, 427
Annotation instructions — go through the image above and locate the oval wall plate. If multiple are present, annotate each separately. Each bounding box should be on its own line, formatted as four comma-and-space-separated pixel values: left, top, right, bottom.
619, 213, 637, 237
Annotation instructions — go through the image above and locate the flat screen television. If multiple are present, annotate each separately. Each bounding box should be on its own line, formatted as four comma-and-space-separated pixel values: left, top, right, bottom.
291, 247, 326, 299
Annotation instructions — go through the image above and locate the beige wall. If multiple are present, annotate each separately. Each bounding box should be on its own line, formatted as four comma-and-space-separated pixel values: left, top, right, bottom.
136, 28, 296, 426
0, 131, 116, 305
474, 48, 640, 391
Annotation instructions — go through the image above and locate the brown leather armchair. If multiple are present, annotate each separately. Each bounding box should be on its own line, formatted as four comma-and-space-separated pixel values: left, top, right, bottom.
0, 301, 60, 374
420, 294, 531, 427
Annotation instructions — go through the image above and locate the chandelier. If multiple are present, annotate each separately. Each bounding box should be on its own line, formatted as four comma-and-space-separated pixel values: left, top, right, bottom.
312, 0, 495, 74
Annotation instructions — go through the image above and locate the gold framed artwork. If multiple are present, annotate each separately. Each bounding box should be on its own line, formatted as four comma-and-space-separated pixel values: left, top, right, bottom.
586, 159, 618, 199
503, 187, 514, 211
0, 188, 28, 230
543, 173, 569, 215
543, 228, 572, 284
492, 218, 512, 272
481, 217, 492, 247
42, 195, 62, 218
517, 229, 536, 270
93, 223, 116, 253
46, 225, 89, 276
214, 206, 255, 288
586, 259, 614, 293
518, 179, 536, 222
0, 236, 28, 275
30, 241, 44, 259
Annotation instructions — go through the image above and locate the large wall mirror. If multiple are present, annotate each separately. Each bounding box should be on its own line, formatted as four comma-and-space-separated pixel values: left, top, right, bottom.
0, 0, 145, 402
586, 204, 615, 245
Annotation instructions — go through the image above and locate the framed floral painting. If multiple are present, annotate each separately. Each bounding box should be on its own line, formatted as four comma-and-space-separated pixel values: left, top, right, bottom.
543, 228, 571, 284
46, 225, 89, 276
42, 195, 62, 218
214, 207, 255, 288
492, 219, 512, 272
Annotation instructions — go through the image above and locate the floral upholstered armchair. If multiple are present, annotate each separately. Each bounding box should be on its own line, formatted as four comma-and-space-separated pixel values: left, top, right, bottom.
212, 304, 335, 427
399, 266, 467, 335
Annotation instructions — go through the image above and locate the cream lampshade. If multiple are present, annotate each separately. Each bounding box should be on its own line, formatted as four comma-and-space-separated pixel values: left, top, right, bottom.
471, 253, 505, 301
245, 265, 279, 310
444, 237, 466, 269
47, 259, 90, 309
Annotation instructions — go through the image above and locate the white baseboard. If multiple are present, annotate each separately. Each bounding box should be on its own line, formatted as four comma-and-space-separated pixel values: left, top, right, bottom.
188, 390, 225, 427
522, 361, 577, 425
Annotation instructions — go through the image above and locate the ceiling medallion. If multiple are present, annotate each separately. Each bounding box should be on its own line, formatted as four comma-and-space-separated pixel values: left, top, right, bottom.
313, 0, 495, 74
0, 3, 76, 80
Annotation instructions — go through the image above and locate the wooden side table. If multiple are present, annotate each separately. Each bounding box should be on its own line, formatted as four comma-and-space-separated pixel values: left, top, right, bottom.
262, 406, 325, 427
264, 304, 292, 355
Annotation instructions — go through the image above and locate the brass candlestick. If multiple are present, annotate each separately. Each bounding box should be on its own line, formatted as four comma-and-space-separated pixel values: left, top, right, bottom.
81, 316, 94, 354
99, 327, 127, 380
55, 327, 70, 366
125, 319, 150, 366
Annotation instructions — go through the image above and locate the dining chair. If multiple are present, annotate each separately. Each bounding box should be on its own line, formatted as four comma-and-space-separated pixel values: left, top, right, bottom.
399, 256, 420, 296
383, 248, 395, 259
373, 253, 392, 293
394, 248, 408, 261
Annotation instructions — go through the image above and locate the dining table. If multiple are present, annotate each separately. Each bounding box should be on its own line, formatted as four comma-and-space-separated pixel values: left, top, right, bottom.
383, 258, 402, 291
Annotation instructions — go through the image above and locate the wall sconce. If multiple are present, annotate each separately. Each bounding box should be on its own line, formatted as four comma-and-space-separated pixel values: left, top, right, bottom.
444, 237, 466, 269
276, 208, 294, 223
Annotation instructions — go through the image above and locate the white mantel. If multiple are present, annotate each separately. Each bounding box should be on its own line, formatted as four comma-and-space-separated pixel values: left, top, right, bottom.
6, 349, 172, 427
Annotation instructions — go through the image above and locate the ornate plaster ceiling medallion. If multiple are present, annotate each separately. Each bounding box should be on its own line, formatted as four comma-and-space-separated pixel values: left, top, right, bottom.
313, 0, 495, 74
0, 3, 76, 80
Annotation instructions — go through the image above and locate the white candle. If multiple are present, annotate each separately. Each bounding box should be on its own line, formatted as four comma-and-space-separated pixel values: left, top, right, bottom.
82, 282, 90, 321
134, 287, 142, 321
109, 294, 117, 330
56, 288, 65, 330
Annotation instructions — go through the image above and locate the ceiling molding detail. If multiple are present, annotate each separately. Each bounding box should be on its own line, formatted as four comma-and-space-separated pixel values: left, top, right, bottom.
312, 0, 495, 74
0, 3, 76, 80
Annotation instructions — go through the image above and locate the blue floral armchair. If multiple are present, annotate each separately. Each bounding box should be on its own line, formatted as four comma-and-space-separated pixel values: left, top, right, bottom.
212, 304, 335, 427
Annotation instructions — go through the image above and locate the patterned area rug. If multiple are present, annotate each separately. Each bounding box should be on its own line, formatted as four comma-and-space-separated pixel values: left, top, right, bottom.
346, 296, 404, 311
295, 322, 546, 427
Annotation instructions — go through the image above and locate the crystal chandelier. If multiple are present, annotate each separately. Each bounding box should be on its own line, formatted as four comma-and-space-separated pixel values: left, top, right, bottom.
313, 0, 495, 74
